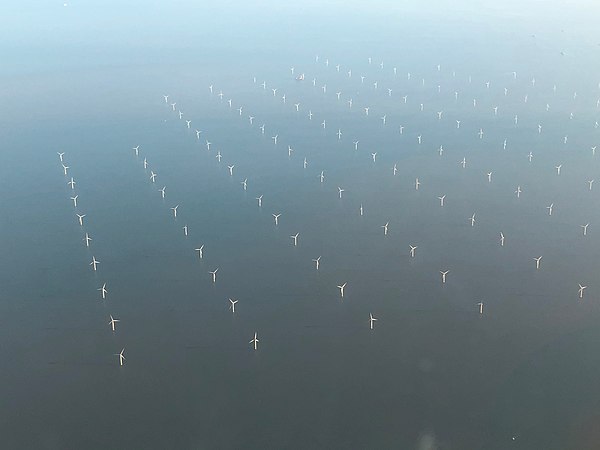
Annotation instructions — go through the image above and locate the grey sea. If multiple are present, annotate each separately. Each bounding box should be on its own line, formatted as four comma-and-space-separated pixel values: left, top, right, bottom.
2, 1, 600, 449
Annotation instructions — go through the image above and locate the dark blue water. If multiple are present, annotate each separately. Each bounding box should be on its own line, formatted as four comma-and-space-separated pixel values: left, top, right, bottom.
2, 2, 600, 449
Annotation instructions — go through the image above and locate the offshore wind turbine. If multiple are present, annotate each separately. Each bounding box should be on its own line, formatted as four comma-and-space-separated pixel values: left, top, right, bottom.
382, 222, 389, 236
581, 223, 589, 236
369, 313, 378, 330
98, 283, 107, 299
109, 315, 120, 332
468, 213, 476, 227
209, 268, 219, 283
290, 233, 299, 246
312, 256, 321, 271
115, 348, 126, 366
440, 270, 449, 283
249, 332, 259, 350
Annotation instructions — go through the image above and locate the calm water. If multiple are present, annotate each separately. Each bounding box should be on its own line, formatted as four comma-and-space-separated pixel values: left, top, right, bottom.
2, 2, 600, 449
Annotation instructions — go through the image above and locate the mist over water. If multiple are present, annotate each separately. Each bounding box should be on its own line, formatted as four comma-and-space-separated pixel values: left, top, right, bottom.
2, 1, 600, 449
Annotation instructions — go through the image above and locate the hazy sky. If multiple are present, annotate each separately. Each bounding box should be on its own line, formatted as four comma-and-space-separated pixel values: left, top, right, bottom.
2, 0, 600, 53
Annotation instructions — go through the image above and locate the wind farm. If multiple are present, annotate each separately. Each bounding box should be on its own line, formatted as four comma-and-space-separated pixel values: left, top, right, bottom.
4, 1, 600, 449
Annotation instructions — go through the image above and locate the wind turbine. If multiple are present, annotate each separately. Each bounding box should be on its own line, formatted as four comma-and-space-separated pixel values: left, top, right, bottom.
440, 270, 449, 283
249, 332, 259, 350
209, 268, 219, 283
468, 213, 476, 227
109, 315, 119, 332
312, 256, 321, 271
382, 222, 389, 236
290, 233, 299, 246
115, 348, 125, 366
369, 313, 378, 330
98, 283, 107, 299
581, 223, 590, 236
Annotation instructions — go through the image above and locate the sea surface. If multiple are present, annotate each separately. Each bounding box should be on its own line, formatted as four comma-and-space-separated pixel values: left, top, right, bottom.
2, 1, 600, 449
